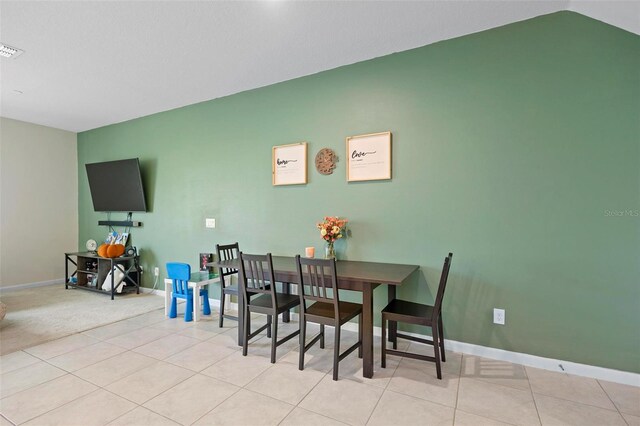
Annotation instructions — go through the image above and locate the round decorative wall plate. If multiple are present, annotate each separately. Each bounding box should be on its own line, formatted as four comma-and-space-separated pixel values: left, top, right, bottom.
86, 239, 97, 252
315, 148, 337, 175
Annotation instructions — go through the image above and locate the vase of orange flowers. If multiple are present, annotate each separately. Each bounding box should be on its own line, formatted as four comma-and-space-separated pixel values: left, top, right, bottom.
317, 216, 348, 260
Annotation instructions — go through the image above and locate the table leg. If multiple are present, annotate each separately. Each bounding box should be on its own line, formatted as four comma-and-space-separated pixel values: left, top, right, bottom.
193, 283, 200, 322
362, 284, 374, 379
282, 282, 291, 323
164, 279, 171, 317
388, 286, 397, 348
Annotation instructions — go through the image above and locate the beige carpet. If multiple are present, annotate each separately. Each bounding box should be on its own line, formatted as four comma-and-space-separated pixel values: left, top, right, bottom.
0, 284, 164, 355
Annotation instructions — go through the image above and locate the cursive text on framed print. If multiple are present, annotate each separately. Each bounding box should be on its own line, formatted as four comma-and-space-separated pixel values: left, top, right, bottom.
346, 131, 392, 182
272, 142, 308, 185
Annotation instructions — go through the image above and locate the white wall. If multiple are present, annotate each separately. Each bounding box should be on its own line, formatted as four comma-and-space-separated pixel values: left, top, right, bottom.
0, 117, 78, 288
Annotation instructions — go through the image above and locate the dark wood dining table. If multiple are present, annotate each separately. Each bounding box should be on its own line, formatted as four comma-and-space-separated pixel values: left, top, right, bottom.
209, 255, 419, 379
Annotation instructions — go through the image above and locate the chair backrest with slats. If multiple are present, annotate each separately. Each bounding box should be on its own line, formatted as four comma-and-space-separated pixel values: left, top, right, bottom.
432, 252, 453, 321
167, 262, 191, 297
238, 252, 277, 307
295, 255, 340, 320
216, 242, 240, 287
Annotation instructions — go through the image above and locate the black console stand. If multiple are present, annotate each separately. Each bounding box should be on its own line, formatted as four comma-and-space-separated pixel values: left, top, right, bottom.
65, 252, 141, 300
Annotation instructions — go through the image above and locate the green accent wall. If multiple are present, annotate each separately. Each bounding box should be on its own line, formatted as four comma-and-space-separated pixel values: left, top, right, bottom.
78, 12, 640, 373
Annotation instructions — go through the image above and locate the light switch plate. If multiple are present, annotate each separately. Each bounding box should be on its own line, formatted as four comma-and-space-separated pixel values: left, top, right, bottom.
205, 218, 216, 228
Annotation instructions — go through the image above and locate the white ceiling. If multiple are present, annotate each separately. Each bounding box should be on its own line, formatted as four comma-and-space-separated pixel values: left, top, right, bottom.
1, 1, 638, 133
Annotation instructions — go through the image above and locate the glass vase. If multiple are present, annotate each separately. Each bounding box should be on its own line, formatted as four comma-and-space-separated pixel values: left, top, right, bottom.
325, 242, 336, 260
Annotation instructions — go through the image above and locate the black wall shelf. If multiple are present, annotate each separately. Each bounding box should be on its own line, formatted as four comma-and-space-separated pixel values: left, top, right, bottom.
98, 220, 142, 227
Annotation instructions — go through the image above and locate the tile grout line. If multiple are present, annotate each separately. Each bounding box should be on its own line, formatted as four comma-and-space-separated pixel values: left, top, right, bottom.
452, 352, 465, 425
524, 363, 544, 426
455, 409, 520, 426
529, 388, 627, 413
459, 376, 540, 425
1, 350, 65, 396
364, 387, 387, 426
246, 333, 323, 424
177, 379, 244, 425
385, 386, 466, 413
106, 403, 164, 425
94, 386, 143, 424
596, 378, 629, 424
620, 413, 632, 426
292, 373, 358, 426
376, 352, 465, 414
99, 363, 197, 410
21, 332, 104, 359
0, 413, 16, 426
274, 408, 292, 426
41, 341, 133, 375
129, 333, 203, 361
284, 365, 330, 425
7, 379, 101, 425
352, 335, 395, 423
0, 370, 71, 413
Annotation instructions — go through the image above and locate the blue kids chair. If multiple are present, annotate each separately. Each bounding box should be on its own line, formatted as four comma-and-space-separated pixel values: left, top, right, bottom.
167, 262, 211, 322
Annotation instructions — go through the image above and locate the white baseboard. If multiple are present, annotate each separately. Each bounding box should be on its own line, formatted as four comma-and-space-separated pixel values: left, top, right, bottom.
139, 287, 639, 387
338, 322, 639, 387
442, 337, 640, 387
141, 288, 239, 311
140, 287, 164, 296
0, 279, 64, 293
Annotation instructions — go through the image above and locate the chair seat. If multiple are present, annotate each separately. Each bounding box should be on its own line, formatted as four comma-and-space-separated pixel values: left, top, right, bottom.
222, 284, 239, 295
224, 284, 270, 295
250, 292, 299, 313
382, 299, 433, 326
173, 287, 208, 299
306, 301, 362, 324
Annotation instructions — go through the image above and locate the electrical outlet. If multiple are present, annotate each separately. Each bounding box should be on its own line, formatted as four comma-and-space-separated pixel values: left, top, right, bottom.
205, 218, 216, 228
493, 308, 505, 325
154, 267, 159, 277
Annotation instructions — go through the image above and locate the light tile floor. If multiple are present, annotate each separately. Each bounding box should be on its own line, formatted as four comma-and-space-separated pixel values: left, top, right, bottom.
1, 308, 638, 425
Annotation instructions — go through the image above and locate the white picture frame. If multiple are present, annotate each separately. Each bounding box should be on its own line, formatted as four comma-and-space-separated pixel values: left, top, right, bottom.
346, 131, 392, 182
272, 142, 308, 186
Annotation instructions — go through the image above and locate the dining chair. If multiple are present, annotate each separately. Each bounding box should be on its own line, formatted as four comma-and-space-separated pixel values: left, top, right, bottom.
238, 252, 300, 363
295, 255, 362, 381
381, 252, 453, 379
167, 262, 211, 322
215, 242, 241, 328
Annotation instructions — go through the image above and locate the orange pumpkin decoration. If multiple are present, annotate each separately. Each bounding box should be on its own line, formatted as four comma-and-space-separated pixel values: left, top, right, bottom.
97, 244, 109, 258
97, 243, 125, 258
107, 244, 125, 258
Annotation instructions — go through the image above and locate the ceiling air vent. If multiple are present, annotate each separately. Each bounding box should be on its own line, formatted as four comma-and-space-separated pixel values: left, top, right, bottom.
0, 43, 24, 59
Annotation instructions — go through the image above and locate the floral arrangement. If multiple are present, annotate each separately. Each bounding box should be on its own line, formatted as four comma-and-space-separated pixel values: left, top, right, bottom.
317, 216, 348, 243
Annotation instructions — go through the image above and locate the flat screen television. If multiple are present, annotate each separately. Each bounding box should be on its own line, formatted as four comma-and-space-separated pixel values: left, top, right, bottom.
86, 158, 147, 212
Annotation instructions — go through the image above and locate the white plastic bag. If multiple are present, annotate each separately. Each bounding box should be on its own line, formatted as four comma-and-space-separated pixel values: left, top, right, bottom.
102, 264, 127, 293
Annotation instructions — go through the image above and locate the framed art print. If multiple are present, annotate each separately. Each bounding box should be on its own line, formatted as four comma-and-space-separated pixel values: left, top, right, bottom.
346, 131, 392, 182
272, 142, 308, 185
